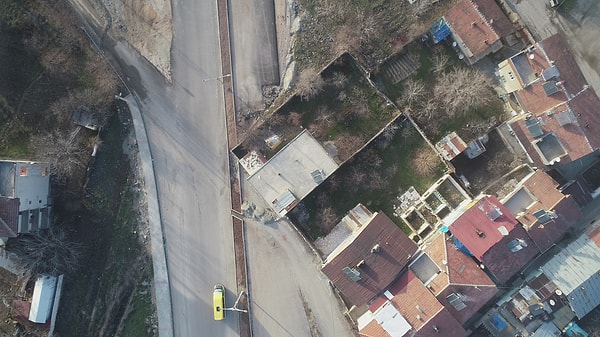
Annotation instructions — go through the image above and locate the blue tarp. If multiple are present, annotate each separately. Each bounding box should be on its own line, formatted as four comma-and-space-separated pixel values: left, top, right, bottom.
565, 322, 589, 337
491, 314, 508, 332
453, 237, 473, 256
430, 18, 451, 44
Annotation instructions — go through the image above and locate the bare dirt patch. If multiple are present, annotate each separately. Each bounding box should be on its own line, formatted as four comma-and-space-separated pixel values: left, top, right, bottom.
69, 0, 173, 79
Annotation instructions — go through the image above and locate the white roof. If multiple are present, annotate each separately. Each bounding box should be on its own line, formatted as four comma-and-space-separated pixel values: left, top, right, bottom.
247, 130, 338, 212
358, 300, 412, 337
541, 226, 600, 318
29, 275, 57, 323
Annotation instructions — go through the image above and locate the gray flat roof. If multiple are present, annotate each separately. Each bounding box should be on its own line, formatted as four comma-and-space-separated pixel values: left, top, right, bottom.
541, 226, 600, 318
12, 162, 50, 212
248, 130, 339, 211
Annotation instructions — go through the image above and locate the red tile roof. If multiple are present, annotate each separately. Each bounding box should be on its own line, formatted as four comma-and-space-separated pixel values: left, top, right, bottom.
413, 307, 466, 337
389, 271, 465, 336
482, 225, 538, 284
509, 103, 594, 167
426, 234, 498, 325
321, 212, 419, 306
359, 319, 390, 337
526, 197, 581, 252
445, 0, 500, 58
515, 81, 568, 114
472, 0, 514, 37
0, 197, 19, 238
514, 171, 582, 252
588, 226, 600, 248
541, 33, 588, 97
449, 196, 519, 261
388, 271, 443, 330
568, 87, 600, 150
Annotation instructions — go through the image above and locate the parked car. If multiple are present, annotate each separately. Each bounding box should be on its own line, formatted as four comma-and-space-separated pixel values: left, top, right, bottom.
213, 284, 226, 320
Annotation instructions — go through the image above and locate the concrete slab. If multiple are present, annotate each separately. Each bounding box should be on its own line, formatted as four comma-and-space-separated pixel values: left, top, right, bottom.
248, 130, 338, 214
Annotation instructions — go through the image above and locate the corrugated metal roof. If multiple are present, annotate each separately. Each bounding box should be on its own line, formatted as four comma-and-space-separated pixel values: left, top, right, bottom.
541, 226, 600, 318
531, 322, 561, 337
29, 275, 57, 323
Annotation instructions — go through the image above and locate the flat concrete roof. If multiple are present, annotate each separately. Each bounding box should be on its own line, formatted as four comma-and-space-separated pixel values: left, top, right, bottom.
248, 130, 339, 211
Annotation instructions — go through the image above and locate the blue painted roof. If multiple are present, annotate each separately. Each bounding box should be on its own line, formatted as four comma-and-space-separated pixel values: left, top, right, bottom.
430, 18, 451, 44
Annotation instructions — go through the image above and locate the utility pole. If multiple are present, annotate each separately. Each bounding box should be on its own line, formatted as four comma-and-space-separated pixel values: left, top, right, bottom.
225, 290, 248, 313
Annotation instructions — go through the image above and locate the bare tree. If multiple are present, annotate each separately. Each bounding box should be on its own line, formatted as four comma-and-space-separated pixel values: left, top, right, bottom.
295, 67, 326, 101
31, 129, 88, 179
8, 227, 83, 278
411, 147, 439, 177
315, 106, 335, 127
335, 134, 364, 161
381, 122, 400, 143
287, 112, 303, 126
433, 67, 493, 116
432, 53, 450, 74
317, 207, 339, 231
400, 78, 426, 108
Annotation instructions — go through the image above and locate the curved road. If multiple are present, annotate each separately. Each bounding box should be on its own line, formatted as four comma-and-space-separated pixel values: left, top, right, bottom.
111, 0, 237, 334
98, 0, 356, 335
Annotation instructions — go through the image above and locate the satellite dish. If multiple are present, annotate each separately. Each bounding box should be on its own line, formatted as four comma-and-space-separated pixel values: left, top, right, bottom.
549, 299, 556, 306
458, 54, 465, 60
556, 289, 563, 296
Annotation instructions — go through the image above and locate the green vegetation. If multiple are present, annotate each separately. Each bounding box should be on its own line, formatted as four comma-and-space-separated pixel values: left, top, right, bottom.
240, 53, 397, 162
290, 119, 446, 238
58, 113, 155, 337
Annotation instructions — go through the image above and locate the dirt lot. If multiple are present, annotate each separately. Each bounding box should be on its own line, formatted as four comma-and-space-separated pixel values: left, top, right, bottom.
68, 0, 172, 79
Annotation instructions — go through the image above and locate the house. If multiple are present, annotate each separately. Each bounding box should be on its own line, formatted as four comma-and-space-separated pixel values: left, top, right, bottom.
502, 170, 582, 252
444, 0, 515, 65
448, 196, 538, 284
0, 161, 52, 244
541, 225, 600, 319
481, 273, 576, 337
498, 33, 600, 167
422, 232, 498, 326
242, 130, 339, 216
321, 210, 419, 307
357, 270, 466, 337
436, 132, 468, 161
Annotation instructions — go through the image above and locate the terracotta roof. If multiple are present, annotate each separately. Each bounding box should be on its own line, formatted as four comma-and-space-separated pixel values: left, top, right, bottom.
472, 0, 514, 37
510, 101, 596, 167
512, 171, 582, 252
389, 271, 465, 336
449, 196, 519, 261
359, 319, 390, 337
526, 197, 581, 252
568, 87, 600, 150
413, 307, 466, 337
445, 0, 500, 57
482, 225, 539, 284
515, 80, 568, 114
321, 212, 419, 306
541, 33, 588, 97
0, 197, 19, 238
426, 233, 498, 325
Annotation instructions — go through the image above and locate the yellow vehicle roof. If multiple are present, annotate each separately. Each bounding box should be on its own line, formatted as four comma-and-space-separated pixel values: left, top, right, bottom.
213, 286, 225, 320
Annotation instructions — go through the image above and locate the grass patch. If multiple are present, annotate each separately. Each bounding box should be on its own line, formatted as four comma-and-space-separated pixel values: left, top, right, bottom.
289, 118, 446, 238
57, 112, 155, 337
236, 53, 398, 162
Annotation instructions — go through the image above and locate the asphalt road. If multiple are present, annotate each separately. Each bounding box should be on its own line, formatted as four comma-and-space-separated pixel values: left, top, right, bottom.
96, 0, 355, 334
109, 0, 238, 335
